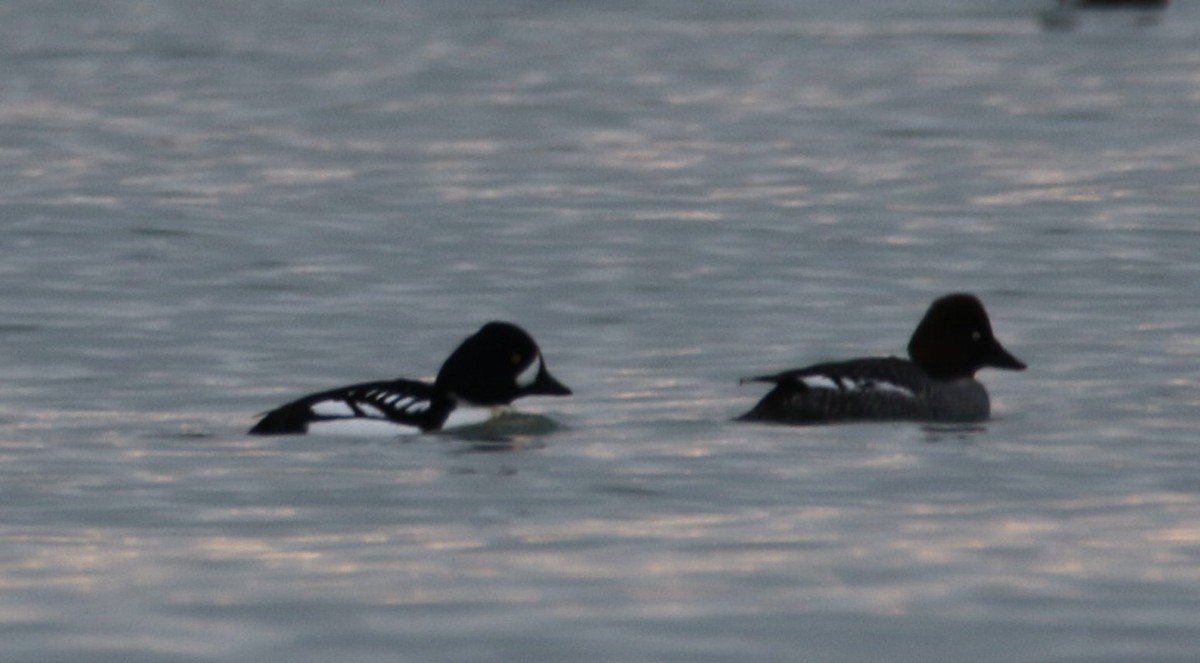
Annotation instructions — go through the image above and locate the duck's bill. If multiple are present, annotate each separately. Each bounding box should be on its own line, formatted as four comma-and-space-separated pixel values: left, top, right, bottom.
985, 339, 1027, 371
531, 367, 572, 396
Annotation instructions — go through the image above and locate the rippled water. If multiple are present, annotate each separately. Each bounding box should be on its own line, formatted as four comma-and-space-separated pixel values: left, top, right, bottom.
2, 1, 1199, 661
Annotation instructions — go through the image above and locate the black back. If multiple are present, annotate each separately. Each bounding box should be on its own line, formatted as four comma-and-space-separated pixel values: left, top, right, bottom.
249, 378, 454, 435
738, 357, 934, 424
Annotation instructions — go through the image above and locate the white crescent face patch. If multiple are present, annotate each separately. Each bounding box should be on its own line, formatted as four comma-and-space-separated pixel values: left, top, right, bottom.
516, 353, 542, 388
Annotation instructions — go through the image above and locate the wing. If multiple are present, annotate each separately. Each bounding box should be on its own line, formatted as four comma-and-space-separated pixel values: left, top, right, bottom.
737, 357, 932, 424
249, 378, 455, 435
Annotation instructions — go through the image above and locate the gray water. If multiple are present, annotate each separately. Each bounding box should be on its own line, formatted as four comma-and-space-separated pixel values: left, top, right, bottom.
3, 0, 1199, 661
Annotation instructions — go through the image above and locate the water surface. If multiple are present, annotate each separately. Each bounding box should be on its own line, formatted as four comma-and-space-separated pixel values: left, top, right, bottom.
2, 1, 1199, 661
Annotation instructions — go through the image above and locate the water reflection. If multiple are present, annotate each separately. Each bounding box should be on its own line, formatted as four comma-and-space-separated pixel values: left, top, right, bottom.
921, 424, 987, 443
439, 411, 563, 450
1040, 3, 1168, 32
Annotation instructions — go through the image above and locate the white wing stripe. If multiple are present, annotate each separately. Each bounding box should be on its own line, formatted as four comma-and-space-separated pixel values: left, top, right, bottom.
311, 400, 355, 417
358, 403, 386, 418
866, 380, 915, 398
799, 376, 839, 391
800, 375, 915, 399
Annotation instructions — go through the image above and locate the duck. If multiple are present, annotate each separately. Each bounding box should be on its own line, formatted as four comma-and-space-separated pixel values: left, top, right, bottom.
737, 294, 1025, 425
249, 321, 571, 435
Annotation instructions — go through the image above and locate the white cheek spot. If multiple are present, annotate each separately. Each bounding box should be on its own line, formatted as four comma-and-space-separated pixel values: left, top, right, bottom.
311, 400, 355, 417
516, 354, 542, 388
308, 418, 421, 437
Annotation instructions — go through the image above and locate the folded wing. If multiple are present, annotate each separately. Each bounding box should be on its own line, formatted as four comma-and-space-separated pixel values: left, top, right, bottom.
249, 379, 455, 435
738, 357, 931, 423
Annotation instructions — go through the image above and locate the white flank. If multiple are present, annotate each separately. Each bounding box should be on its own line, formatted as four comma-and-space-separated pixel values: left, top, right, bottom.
515, 354, 542, 388
307, 418, 421, 437
310, 400, 355, 417
442, 406, 497, 429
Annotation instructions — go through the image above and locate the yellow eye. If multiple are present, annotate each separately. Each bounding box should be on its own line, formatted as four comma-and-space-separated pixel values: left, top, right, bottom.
511, 353, 522, 365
